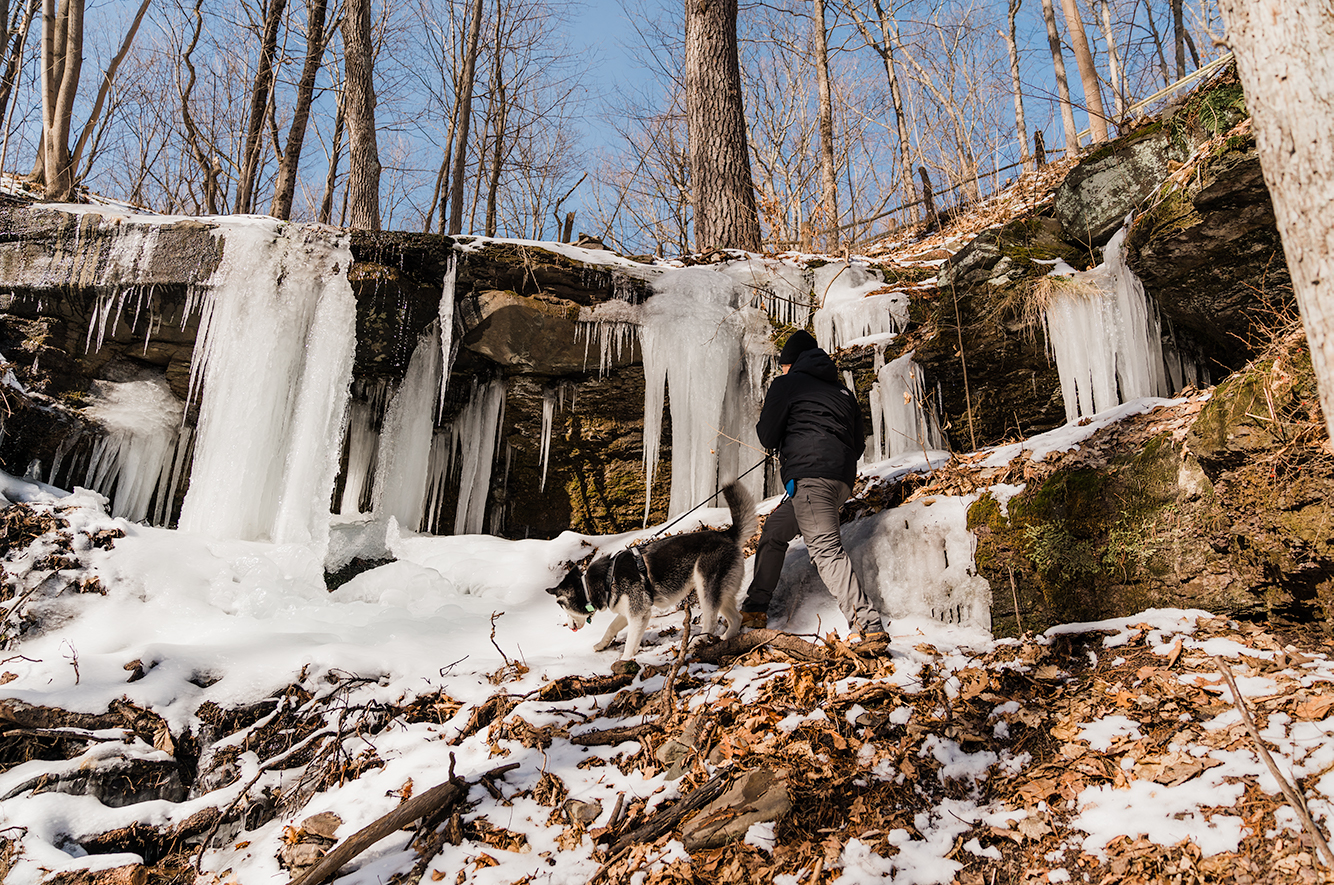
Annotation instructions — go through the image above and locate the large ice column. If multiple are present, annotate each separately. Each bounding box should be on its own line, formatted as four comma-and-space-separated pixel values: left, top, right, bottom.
178, 220, 356, 552
1043, 225, 1168, 422
452, 377, 506, 535
812, 261, 907, 351
338, 400, 379, 515
372, 323, 443, 531
81, 378, 185, 523
869, 350, 945, 461
640, 267, 768, 519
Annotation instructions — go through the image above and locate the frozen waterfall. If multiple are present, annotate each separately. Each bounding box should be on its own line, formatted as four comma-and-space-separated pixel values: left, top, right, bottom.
640, 267, 770, 520
812, 261, 908, 351
177, 220, 356, 553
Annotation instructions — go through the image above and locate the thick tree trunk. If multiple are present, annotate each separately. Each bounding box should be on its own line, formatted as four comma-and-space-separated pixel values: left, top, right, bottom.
1219, 0, 1334, 444
447, 0, 483, 235
45, 0, 81, 200
271, 0, 329, 219
1039, 0, 1079, 154
1004, 0, 1029, 172
684, 0, 761, 251
812, 0, 838, 249
1058, 0, 1107, 143
342, 0, 380, 230
235, 0, 286, 214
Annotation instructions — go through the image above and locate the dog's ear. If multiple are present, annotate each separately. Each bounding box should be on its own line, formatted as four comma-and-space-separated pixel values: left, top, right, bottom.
544, 584, 562, 596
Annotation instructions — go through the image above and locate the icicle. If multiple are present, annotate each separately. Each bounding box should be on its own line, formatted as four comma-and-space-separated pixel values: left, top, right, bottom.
177, 220, 356, 553
576, 299, 641, 377
721, 257, 812, 328
438, 254, 458, 418
338, 401, 379, 515
82, 226, 161, 353
82, 378, 183, 523
539, 387, 557, 493
452, 378, 506, 535
422, 428, 453, 534
373, 323, 443, 531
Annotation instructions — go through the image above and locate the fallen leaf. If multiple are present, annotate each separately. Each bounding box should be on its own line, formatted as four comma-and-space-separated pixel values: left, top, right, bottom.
1017, 816, 1052, 841
1296, 695, 1334, 720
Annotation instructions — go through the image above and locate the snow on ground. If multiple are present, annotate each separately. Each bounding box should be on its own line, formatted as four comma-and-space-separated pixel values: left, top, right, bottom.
2, 465, 1333, 884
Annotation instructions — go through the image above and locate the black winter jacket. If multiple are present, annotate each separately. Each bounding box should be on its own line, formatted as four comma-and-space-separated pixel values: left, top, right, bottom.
756, 346, 865, 488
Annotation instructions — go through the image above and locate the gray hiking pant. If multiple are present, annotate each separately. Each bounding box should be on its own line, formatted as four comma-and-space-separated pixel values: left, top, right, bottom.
742, 477, 883, 632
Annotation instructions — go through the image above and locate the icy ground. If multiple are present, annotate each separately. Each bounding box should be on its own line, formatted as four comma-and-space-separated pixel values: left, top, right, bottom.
1, 463, 1332, 884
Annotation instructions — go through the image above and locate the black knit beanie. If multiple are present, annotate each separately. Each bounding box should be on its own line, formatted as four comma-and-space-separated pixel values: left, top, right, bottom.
778, 330, 818, 365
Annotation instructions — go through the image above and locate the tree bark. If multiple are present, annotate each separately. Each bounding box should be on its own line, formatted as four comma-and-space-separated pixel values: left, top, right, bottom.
1004, 0, 1029, 172
1058, 0, 1107, 143
44, 0, 82, 200
1039, 0, 1079, 154
235, 0, 286, 214
271, 0, 329, 219
179, 0, 220, 213
1097, 0, 1124, 121
342, 0, 380, 230
1219, 0, 1334, 445
684, 0, 761, 251
447, 0, 483, 235
483, 82, 506, 237
811, 0, 838, 249
1171, 0, 1186, 79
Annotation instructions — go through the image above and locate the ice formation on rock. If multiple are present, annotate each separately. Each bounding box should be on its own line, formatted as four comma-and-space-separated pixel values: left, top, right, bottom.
438, 254, 458, 417
812, 261, 907, 351
869, 350, 945, 461
450, 378, 506, 534
1043, 226, 1169, 421
81, 378, 186, 523
177, 220, 356, 553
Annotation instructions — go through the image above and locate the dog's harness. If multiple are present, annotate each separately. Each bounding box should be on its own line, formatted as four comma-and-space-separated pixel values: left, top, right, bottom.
578, 545, 655, 626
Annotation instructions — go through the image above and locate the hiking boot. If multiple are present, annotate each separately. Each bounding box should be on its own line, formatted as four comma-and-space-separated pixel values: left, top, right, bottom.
741, 611, 768, 630
851, 622, 889, 645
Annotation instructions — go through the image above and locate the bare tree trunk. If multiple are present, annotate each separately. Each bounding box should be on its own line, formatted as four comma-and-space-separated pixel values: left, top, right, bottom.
447, 0, 483, 235
33, 0, 57, 183
1059, 0, 1107, 142
1098, 0, 1124, 120
45, 0, 82, 200
0, 0, 37, 133
684, 0, 761, 251
235, 0, 286, 214
1004, 0, 1029, 171
1218, 0, 1334, 443
812, 0, 838, 249
1039, 0, 1079, 153
271, 0, 329, 219
318, 88, 344, 225
483, 82, 505, 236
1171, 0, 1186, 79
342, 0, 380, 229
179, 0, 220, 213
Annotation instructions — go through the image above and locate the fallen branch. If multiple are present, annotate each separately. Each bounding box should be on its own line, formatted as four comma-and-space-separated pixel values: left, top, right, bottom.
658, 601, 692, 718
288, 760, 521, 885
691, 628, 827, 664
570, 721, 661, 746
1214, 656, 1334, 866
610, 767, 732, 854
535, 672, 635, 702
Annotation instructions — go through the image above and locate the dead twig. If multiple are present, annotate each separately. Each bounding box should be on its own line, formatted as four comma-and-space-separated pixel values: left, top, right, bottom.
1214, 656, 1334, 866
658, 601, 692, 718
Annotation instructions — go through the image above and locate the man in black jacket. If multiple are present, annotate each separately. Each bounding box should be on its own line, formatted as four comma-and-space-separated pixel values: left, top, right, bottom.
740, 330, 887, 638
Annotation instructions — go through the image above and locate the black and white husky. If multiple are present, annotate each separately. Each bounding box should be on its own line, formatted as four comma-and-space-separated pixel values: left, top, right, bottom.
545, 482, 757, 660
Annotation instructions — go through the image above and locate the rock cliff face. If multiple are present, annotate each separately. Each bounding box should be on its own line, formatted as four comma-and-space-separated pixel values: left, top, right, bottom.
0, 64, 1325, 633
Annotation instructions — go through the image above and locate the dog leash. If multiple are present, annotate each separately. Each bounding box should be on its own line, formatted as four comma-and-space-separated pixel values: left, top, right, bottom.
644, 455, 770, 541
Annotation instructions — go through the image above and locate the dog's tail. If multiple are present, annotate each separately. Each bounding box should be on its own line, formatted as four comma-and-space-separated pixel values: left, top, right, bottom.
721, 481, 758, 545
